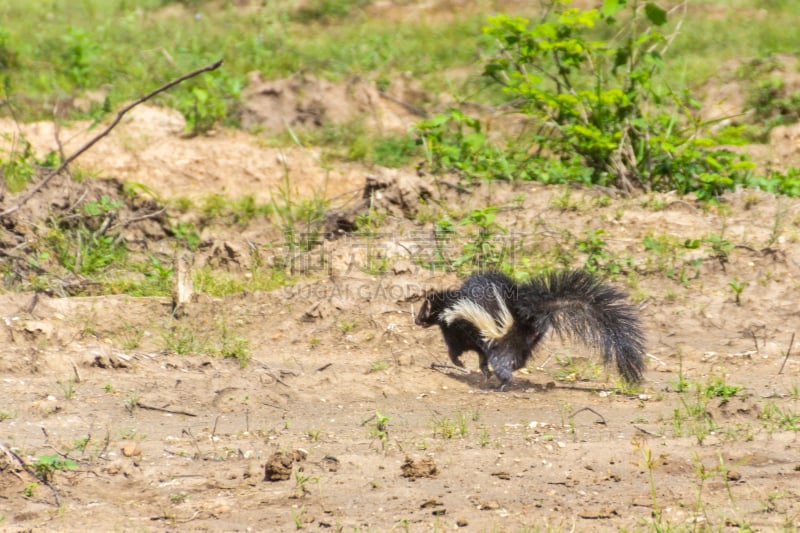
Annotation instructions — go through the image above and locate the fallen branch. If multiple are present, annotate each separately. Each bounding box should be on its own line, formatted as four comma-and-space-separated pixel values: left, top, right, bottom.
116, 207, 167, 228
634, 425, 663, 438
135, 401, 197, 417
430, 362, 471, 375
778, 332, 795, 375
570, 406, 607, 425
750, 329, 761, 359
0, 59, 224, 219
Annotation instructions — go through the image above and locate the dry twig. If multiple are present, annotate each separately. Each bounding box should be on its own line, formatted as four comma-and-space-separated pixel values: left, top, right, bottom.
570, 407, 607, 425
0, 59, 223, 218
778, 332, 795, 375
430, 362, 471, 375
135, 401, 197, 417
750, 329, 761, 359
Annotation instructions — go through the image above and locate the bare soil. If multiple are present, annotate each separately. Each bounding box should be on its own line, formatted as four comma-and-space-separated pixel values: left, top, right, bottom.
2, 82, 800, 532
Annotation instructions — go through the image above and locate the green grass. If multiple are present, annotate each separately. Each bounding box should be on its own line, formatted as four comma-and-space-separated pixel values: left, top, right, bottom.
0, 0, 493, 122
2, 0, 799, 126
3, 0, 800, 176
191, 265, 290, 297
645, 1, 800, 87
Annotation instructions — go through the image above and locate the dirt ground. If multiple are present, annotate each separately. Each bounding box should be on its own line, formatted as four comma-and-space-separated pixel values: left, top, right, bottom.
2, 87, 800, 532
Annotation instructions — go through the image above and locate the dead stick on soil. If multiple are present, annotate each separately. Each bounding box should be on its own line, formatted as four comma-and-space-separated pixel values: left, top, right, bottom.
778, 332, 795, 375
750, 329, 761, 358
97, 429, 110, 459
211, 415, 220, 439
181, 428, 202, 457
430, 362, 470, 375
634, 425, 663, 438
52, 102, 69, 177
135, 401, 197, 417
71, 359, 81, 383
21, 292, 40, 316
116, 207, 167, 228
0, 58, 223, 219
569, 407, 607, 425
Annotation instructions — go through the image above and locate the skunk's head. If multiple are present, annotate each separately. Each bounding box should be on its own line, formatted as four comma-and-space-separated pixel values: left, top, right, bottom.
415, 290, 459, 327
415, 298, 435, 327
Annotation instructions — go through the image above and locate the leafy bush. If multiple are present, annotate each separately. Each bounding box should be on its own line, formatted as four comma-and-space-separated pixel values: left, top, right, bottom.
0, 25, 18, 69
481, 0, 759, 198
747, 77, 800, 134
1, 135, 37, 192
413, 0, 800, 201
173, 71, 243, 136
63, 27, 97, 88
48, 208, 129, 276
413, 109, 516, 182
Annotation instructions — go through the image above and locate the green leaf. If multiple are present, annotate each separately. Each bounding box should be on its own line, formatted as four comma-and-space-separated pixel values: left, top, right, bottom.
613, 44, 631, 70
644, 3, 667, 26
601, 0, 626, 17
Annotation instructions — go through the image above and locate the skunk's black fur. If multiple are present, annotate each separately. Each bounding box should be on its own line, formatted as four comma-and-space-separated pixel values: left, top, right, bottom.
416, 271, 646, 390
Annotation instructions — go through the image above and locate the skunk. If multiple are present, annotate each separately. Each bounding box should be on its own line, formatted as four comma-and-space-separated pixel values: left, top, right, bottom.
416, 270, 646, 390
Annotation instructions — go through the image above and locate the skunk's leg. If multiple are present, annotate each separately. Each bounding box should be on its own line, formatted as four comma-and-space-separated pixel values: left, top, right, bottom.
447, 347, 465, 368
489, 350, 513, 392
477, 351, 492, 381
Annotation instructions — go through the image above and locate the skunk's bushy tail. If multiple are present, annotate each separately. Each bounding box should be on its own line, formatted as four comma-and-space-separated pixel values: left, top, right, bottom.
514, 271, 646, 382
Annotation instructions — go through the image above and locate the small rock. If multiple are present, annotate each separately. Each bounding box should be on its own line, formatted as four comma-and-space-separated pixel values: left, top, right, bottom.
391, 261, 414, 275
212, 505, 231, 515
321, 455, 340, 472
477, 500, 500, 511
121, 444, 142, 457
420, 499, 443, 509
292, 449, 308, 462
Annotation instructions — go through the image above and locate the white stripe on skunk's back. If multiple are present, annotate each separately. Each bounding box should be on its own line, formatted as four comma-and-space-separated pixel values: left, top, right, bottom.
441, 285, 514, 343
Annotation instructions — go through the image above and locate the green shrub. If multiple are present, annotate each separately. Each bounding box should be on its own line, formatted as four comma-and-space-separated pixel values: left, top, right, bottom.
412, 0, 800, 201
172, 71, 243, 136
479, 0, 757, 199
413, 109, 515, 183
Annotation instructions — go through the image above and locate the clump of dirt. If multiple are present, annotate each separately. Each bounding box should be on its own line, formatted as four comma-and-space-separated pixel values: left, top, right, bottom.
401, 456, 438, 480
264, 450, 307, 482
323, 168, 438, 238
240, 71, 424, 135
